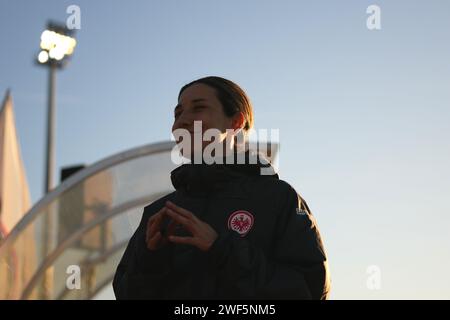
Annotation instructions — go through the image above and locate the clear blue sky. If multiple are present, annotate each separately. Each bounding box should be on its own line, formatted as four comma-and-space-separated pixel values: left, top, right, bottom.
1, 0, 450, 299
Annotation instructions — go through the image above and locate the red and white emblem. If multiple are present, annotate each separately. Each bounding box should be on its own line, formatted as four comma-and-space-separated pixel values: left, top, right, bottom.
227, 210, 254, 237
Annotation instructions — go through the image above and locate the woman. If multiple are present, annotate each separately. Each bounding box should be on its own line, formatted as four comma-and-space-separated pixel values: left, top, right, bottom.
113, 76, 330, 299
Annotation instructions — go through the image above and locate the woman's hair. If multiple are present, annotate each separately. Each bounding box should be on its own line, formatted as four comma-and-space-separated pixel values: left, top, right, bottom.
178, 76, 254, 132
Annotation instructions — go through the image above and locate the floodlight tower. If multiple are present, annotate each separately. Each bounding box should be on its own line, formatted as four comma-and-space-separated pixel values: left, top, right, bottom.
36, 22, 77, 300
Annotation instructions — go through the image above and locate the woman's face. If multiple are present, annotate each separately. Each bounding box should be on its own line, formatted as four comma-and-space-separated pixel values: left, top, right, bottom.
172, 83, 243, 159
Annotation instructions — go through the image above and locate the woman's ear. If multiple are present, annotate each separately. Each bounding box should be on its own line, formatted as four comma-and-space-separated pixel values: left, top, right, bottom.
232, 112, 245, 131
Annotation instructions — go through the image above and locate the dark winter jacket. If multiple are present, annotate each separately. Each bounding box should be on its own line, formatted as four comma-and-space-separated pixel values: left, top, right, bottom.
113, 151, 330, 299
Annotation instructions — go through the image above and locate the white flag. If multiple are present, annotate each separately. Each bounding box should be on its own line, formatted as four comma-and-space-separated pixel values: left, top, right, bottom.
0, 90, 36, 299
0, 90, 31, 234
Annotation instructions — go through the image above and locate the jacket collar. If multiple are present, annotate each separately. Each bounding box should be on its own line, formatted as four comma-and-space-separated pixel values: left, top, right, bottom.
170, 149, 278, 196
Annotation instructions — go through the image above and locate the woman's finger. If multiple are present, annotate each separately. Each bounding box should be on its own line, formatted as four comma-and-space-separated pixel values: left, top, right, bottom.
148, 206, 165, 224
165, 208, 191, 230
149, 208, 165, 236
145, 217, 153, 243
146, 215, 157, 244
147, 208, 163, 233
168, 235, 195, 246
165, 201, 195, 220
165, 219, 177, 237
148, 231, 162, 250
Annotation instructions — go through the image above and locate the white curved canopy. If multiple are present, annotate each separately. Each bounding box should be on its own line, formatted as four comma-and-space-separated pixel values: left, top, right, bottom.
0, 140, 278, 299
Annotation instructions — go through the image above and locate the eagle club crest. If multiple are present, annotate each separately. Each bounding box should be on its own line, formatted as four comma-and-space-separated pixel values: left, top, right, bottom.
227, 210, 254, 237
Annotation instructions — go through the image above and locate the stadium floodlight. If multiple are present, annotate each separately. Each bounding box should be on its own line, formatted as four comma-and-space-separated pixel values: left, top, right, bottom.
36, 22, 77, 194
37, 23, 77, 67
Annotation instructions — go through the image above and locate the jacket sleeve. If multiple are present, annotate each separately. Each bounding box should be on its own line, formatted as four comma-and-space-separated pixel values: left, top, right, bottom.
112, 206, 173, 299
206, 185, 330, 300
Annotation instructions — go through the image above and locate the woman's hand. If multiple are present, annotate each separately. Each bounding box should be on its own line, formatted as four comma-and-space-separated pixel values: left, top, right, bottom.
145, 207, 176, 251
164, 200, 218, 252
